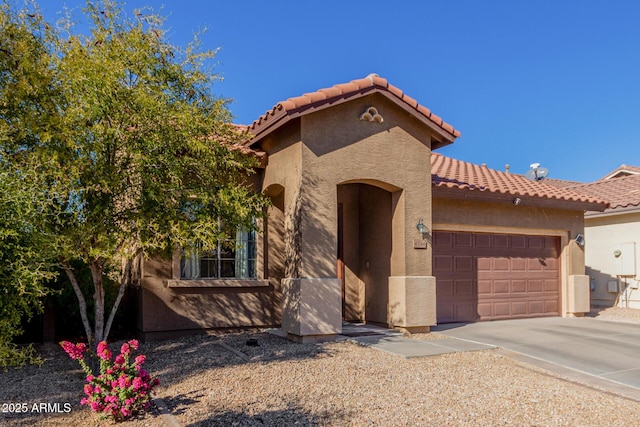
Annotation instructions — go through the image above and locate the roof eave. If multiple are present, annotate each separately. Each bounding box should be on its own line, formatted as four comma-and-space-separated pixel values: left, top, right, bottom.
246, 86, 459, 149
432, 186, 608, 212
585, 204, 640, 218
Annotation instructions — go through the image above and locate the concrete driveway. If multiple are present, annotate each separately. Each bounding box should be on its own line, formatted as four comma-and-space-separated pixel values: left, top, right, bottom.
433, 317, 640, 400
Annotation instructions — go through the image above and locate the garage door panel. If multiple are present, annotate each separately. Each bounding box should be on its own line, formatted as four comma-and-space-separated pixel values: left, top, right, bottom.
437, 279, 454, 296
527, 259, 545, 270
544, 279, 559, 291
528, 279, 544, 292
493, 280, 510, 294
494, 302, 511, 316
477, 257, 491, 270
477, 302, 492, 317
512, 301, 528, 315
454, 233, 473, 248
455, 279, 474, 295
512, 279, 527, 293
510, 235, 526, 249
433, 255, 453, 272
475, 234, 491, 248
435, 231, 560, 323
545, 300, 559, 313
493, 258, 509, 271
455, 256, 474, 271
528, 236, 543, 248
511, 258, 526, 271
437, 303, 454, 320
455, 303, 477, 322
528, 301, 544, 314
477, 279, 492, 294
493, 234, 509, 248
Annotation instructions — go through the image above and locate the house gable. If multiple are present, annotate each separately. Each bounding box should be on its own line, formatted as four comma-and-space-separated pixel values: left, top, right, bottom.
245, 74, 460, 151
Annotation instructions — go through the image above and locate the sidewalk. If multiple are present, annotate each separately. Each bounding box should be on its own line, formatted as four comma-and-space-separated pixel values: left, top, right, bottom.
338, 322, 495, 358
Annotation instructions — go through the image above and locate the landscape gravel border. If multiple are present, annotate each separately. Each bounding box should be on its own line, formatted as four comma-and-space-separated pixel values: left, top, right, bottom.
1, 307, 640, 426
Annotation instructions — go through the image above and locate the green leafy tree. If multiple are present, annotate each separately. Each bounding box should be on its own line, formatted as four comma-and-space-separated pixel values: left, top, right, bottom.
1, 0, 267, 348
0, 170, 56, 369
0, 1, 58, 368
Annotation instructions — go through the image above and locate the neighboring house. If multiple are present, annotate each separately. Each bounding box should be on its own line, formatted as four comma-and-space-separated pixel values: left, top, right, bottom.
137, 74, 607, 341
560, 167, 640, 308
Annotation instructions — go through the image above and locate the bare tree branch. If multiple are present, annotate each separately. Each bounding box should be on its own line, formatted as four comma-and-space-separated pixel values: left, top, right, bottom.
61, 259, 93, 345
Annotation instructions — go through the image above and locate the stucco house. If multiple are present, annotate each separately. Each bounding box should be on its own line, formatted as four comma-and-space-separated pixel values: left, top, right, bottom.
554, 166, 640, 308
137, 74, 607, 342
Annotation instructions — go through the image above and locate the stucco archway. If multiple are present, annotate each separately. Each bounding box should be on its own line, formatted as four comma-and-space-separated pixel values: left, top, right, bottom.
337, 180, 403, 325
264, 184, 286, 324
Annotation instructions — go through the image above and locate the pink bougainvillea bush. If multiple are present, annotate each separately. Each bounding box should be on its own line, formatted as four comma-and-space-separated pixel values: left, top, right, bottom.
60, 339, 160, 422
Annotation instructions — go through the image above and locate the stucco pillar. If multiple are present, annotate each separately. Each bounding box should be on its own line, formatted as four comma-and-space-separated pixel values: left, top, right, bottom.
388, 276, 437, 332
281, 278, 342, 342
280, 181, 342, 341
567, 275, 590, 316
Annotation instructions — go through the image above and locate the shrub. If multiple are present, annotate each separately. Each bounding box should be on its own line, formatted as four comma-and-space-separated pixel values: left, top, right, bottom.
60, 339, 159, 422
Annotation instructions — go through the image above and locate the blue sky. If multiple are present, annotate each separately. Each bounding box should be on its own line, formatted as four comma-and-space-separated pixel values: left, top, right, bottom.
38, 1, 640, 182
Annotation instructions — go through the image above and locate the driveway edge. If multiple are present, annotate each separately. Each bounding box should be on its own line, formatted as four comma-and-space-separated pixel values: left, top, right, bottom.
497, 348, 640, 403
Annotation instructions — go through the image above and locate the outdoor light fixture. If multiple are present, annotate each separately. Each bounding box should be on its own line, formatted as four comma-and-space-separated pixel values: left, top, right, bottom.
513, 197, 522, 205
416, 218, 427, 234
575, 234, 585, 246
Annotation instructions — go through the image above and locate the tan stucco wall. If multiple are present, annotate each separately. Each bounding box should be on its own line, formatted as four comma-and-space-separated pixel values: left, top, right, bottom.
259, 92, 439, 331
138, 257, 279, 340
585, 212, 640, 308
433, 197, 587, 317
297, 93, 434, 279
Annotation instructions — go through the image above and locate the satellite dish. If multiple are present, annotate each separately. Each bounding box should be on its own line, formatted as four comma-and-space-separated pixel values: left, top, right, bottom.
524, 162, 549, 181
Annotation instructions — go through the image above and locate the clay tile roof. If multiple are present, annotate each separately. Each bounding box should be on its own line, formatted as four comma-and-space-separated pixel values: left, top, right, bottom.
565, 174, 640, 209
431, 153, 608, 210
598, 164, 640, 181
246, 74, 460, 144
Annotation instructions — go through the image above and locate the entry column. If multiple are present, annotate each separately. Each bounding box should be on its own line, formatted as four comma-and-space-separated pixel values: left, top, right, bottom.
280, 183, 342, 342
388, 188, 438, 333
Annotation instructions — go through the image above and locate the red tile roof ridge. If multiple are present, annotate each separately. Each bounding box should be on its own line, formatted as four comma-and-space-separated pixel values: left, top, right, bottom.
431, 153, 608, 208
246, 74, 460, 140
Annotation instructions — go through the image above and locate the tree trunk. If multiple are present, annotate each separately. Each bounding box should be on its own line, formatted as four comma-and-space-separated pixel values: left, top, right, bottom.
104, 250, 142, 341
61, 260, 94, 345
104, 258, 130, 341
89, 262, 105, 344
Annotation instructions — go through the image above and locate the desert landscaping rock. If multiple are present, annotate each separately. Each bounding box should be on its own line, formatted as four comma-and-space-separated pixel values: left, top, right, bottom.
2, 315, 640, 426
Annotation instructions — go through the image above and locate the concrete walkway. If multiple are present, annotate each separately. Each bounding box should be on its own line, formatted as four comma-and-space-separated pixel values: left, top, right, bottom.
338, 323, 495, 357
433, 317, 640, 402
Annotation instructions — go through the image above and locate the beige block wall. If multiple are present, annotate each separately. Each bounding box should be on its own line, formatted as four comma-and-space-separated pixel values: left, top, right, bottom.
433, 197, 588, 317
585, 212, 640, 308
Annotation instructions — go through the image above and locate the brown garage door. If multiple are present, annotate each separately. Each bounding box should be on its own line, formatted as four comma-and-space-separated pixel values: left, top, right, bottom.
434, 231, 560, 323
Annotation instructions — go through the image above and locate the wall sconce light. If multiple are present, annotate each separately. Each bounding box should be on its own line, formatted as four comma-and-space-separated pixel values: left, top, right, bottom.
513, 198, 522, 205
575, 234, 585, 246
416, 218, 427, 234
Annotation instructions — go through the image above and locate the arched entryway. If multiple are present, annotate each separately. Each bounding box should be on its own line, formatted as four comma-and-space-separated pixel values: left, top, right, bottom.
264, 184, 286, 324
337, 181, 399, 325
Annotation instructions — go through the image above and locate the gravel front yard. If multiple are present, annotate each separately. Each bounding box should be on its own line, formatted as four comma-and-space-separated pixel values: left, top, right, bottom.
2, 310, 640, 426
